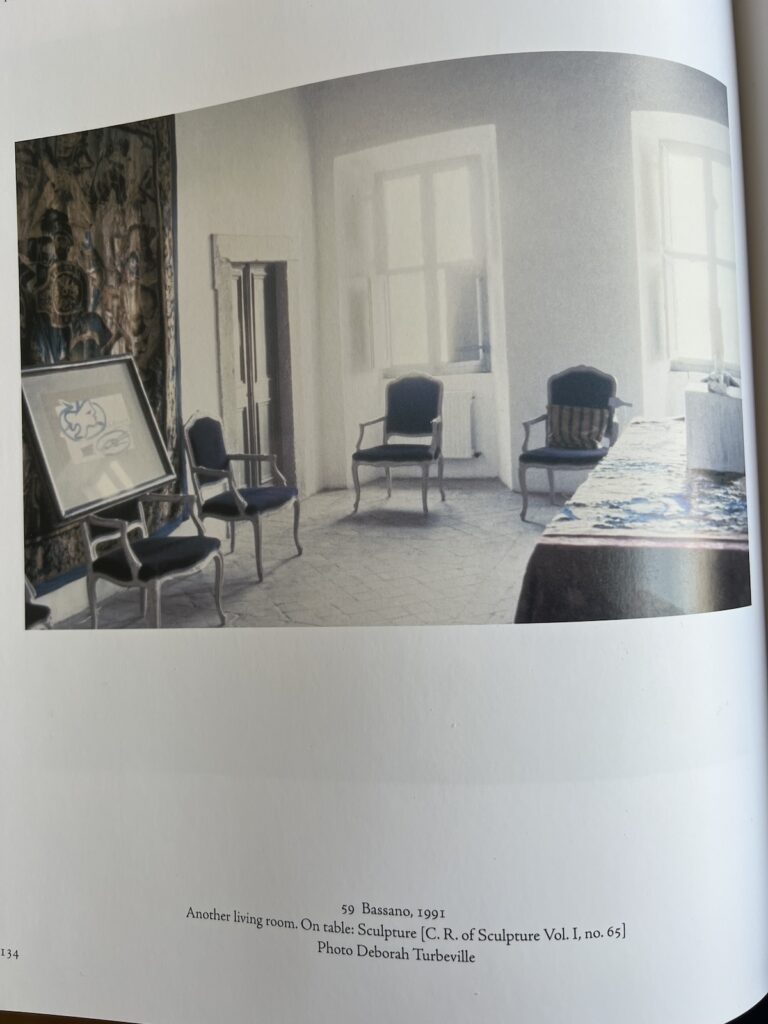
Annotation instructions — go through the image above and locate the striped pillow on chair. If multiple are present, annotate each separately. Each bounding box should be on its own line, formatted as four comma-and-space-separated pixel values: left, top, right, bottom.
546, 404, 609, 449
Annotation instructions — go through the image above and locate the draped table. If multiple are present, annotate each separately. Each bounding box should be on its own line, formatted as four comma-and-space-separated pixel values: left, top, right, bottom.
514, 418, 751, 623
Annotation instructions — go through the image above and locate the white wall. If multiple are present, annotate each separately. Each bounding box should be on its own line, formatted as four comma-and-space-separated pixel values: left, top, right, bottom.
174, 90, 323, 494
304, 52, 728, 492
173, 52, 728, 497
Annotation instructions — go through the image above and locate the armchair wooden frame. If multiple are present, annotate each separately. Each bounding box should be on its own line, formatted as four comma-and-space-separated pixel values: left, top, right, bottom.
184, 411, 302, 583
519, 365, 631, 521
81, 492, 226, 629
352, 373, 445, 515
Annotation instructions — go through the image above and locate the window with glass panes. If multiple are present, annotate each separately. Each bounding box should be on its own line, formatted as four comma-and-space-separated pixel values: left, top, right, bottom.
376, 157, 489, 373
661, 141, 738, 371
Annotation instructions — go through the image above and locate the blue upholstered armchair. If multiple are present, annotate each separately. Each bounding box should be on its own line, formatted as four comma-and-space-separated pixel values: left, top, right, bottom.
184, 412, 302, 582
81, 493, 226, 628
352, 373, 445, 515
519, 365, 630, 521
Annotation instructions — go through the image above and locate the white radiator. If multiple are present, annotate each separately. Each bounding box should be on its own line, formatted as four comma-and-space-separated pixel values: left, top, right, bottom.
441, 390, 475, 458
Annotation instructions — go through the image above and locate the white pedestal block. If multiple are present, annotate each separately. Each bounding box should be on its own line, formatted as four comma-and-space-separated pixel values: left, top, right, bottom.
685, 383, 745, 474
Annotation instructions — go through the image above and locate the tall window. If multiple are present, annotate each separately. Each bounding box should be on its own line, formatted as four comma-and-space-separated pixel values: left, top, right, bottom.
661, 141, 738, 371
376, 157, 489, 373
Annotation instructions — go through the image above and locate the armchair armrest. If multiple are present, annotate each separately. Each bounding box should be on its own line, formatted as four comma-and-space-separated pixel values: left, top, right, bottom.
219, 464, 249, 515
607, 397, 633, 446
355, 416, 386, 451
227, 452, 288, 486
140, 491, 197, 508
430, 415, 443, 456
140, 491, 206, 535
521, 413, 547, 452
86, 511, 145, 534
192, 465, 229, 481
189, 463, 247, 514
83, 513, 144, 579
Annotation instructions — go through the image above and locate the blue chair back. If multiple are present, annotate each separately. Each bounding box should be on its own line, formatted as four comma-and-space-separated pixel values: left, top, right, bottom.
548, 366, 616, 410
187, 416, 229, 483
385, 375, 442, 437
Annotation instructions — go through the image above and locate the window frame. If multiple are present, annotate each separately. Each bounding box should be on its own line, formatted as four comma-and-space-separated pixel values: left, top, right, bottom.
374, 155, 490, 376
659, 139, 738, 375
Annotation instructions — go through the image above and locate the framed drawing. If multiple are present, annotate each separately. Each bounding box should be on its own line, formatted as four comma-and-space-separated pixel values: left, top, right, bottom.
21, 356, 176, 520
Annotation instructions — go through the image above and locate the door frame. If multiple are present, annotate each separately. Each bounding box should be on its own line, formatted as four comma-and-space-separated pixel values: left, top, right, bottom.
211, 234, 304, 491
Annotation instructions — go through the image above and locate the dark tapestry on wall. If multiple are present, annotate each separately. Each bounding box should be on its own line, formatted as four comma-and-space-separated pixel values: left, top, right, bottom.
16, 116, 180, 585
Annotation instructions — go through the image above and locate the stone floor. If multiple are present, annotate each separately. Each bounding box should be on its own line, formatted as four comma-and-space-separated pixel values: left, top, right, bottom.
61, 480, 552, 629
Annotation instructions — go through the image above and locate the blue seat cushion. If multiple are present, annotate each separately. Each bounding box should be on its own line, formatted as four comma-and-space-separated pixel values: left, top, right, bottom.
353, 444, 437, 463
519, 446, 608, 466
25, 601, 51, 628
93, 536, 220, 582
202, 486, 297, 517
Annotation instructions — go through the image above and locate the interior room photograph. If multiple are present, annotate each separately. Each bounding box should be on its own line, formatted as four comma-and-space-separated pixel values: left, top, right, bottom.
17, 50, 751, 629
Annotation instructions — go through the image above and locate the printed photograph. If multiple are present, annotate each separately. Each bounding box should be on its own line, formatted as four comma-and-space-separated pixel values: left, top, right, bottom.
18, 51, 750, 628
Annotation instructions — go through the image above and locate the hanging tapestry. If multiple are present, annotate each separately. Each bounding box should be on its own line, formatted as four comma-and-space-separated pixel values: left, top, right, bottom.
16, 116, 179, 586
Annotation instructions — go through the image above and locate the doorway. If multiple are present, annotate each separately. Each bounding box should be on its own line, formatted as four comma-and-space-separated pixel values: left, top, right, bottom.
214, 253, 296, 489
212, 234, 303, 492
232, 261, 295, 486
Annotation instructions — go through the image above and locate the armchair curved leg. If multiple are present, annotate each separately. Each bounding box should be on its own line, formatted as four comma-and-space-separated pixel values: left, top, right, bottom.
547, 468, 555, 505
352, 461, 361, 513
293, 500, 303, 556
252, 516, 264, 582
438, 455, 446, 501
519, 463, 529, 522
141, 581, 161, 629
213, 550, 227, 626
421, 464, 430, 514
229, 521, 236, 554
386, 468, 392, 498
151, 580, 163, 629
86, 572, 99, 629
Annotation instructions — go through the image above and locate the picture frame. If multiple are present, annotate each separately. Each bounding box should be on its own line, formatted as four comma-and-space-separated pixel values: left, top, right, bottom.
21, 356, 176, 520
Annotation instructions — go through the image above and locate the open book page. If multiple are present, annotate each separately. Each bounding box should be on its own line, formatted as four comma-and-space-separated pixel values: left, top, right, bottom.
1, 1, 767, 1022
